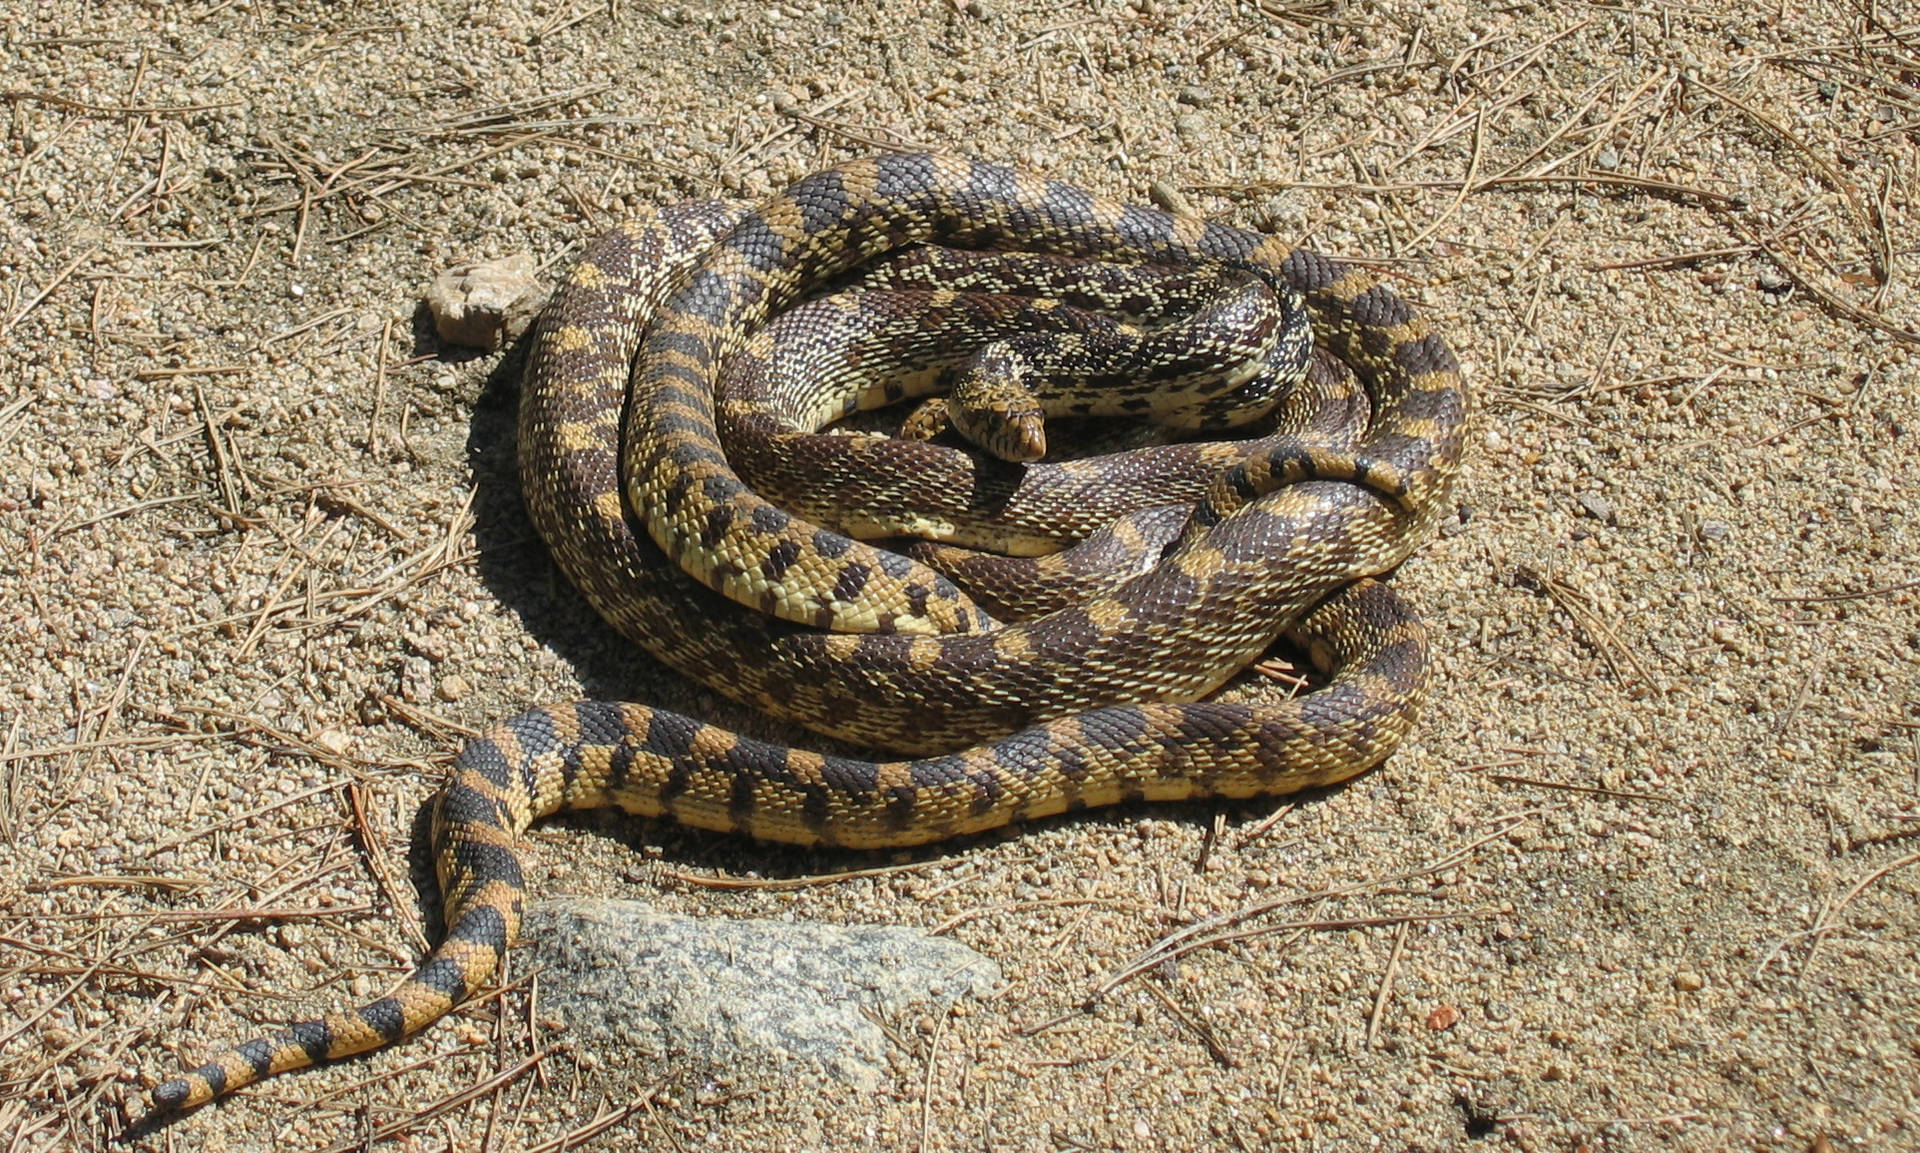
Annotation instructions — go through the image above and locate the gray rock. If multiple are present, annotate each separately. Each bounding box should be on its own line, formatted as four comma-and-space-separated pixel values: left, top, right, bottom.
523, 898, 1002, 1090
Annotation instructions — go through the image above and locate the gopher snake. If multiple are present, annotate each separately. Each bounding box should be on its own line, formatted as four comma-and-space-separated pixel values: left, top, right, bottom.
151, 153, 1467, 1111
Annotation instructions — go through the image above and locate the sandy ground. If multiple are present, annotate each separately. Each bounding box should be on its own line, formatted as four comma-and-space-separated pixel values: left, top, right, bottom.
2, 1, 1916, 1149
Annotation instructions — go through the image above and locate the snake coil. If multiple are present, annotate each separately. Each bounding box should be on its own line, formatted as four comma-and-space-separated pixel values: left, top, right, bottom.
150, 153, 1467, 1111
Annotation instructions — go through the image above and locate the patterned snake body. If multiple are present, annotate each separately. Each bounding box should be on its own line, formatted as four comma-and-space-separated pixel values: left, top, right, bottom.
151, 153, 1467, 1111
726, 249, 1331, 555
747, 251, 1310, 467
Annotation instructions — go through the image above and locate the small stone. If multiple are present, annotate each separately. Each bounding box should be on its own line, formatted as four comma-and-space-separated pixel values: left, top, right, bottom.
400, 655, 434, 704
1595, 146, 1620, 170
1575, 492, 1616, 525
1148, 179, 1193, 216
1173, 113, 1205, 140
1697, 519, 1731, 540
1543, 1062, 1569, 1081
1176, 86, 1216, 108
1426, 1004, 1461, 1030
436, 674, 470, 702
1673, 970, 1705, 992
1756, 266, 1792, 294
311, 728, 353, 758
426, 253, 549, 350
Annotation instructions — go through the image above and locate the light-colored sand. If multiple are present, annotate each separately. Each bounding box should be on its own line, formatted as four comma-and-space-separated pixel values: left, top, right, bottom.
1, 2, 1914, 1149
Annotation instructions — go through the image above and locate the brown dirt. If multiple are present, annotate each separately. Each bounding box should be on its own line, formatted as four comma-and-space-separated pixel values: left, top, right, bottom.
1, 1, 1915, 1150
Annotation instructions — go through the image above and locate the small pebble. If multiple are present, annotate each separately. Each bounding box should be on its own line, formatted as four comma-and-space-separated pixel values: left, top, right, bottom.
1148, 179, 1193, 216
1575, 492, 1616, 524
312, 728, 353, 757
1673, 970, 1705, 992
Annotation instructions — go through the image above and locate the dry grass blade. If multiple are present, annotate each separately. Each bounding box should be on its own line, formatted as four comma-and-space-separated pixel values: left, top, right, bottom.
1515, 566, 1660, 692
1100, 913, 1459, 1001
30, 874, 209, 890
133, 363, 251, 380
1771, 577, 1920, 605
3, 245, 100, 335
0, 728, 224, 766
145, 904, 374, 923
179, 489, 477, 643
1755, 847, 1920, 977
1486, 773, 1671, 803
193, 383, 252, 530
1398, 107, 1486, 255
1091, 811, 1540, 997
0, 91, 242, 116
1590, 244, 1759, 271
1688, 76, 1879, 272
1142, 981, 1241, 1068
1191, 171, 1741, 207
917, 1007, 949, 1153
1804, 847, 1920, 956
242, 135, 525, 223
523, 1091, 657, 1153
311, 1046, 566, 1153
348, 781, 428, 953
1670, 73, 1916, 342
1740, 226, 1919, 344
777, 105, 931, 154
145, 704, 373, 775
1364, 919, 1411, 1049
408, 83, 614, 135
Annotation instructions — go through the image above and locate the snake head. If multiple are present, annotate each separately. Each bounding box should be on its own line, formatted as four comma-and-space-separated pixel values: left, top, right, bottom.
950, 340, 1047, 462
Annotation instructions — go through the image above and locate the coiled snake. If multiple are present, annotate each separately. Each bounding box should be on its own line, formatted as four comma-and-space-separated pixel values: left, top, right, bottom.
151, 153, 1467, 1110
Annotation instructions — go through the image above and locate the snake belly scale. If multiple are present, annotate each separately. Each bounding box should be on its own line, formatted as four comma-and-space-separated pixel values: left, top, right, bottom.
150, 153, 1467, 1111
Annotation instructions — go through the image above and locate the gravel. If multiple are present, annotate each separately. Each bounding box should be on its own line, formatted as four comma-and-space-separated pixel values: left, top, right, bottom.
0, 2, 1914, 1150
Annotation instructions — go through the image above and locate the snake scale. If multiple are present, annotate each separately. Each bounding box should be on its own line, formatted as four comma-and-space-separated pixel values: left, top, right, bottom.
151, 153, 1467, 1111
